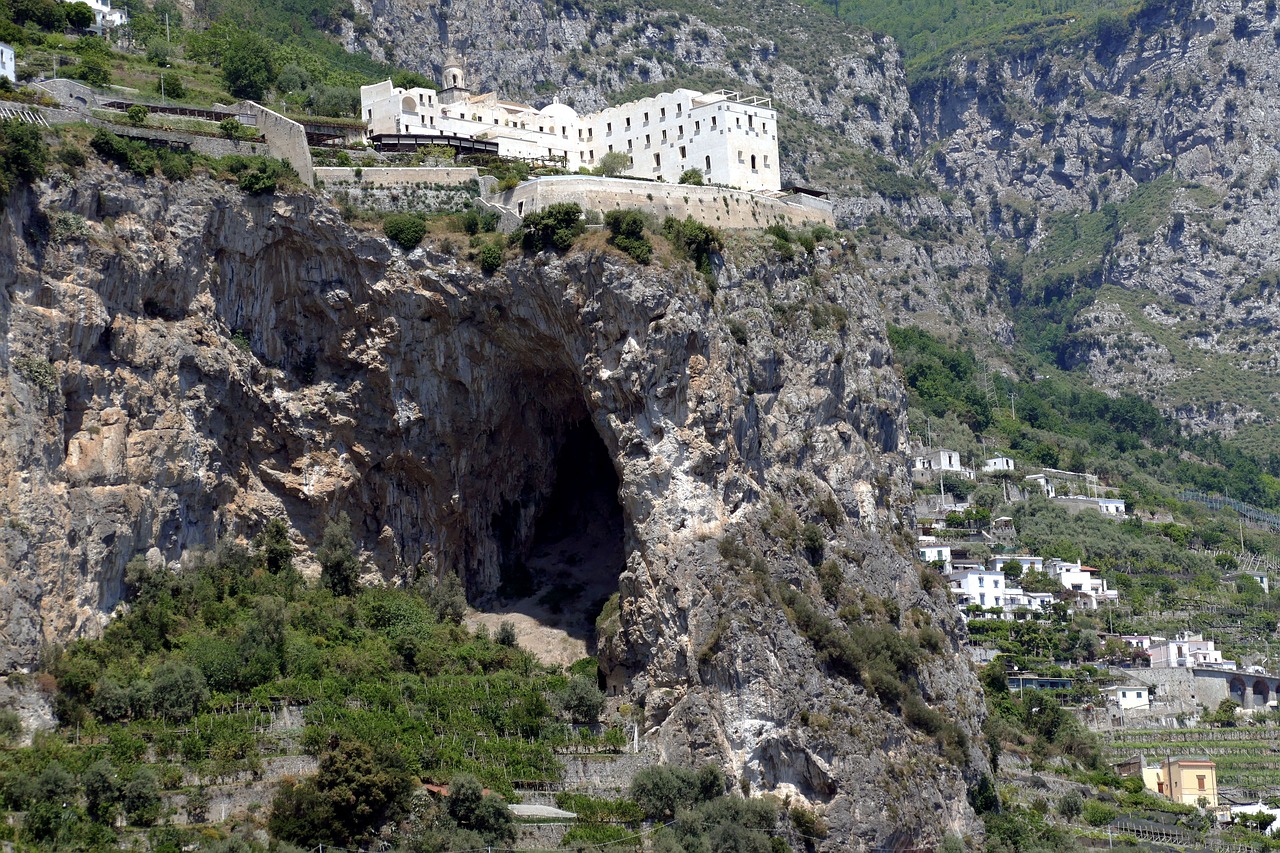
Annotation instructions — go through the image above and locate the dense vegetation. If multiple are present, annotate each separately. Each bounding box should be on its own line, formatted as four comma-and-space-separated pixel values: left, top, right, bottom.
0, 518, 632, 849
889, 324, 1280, 512
792, 0, 1161, 80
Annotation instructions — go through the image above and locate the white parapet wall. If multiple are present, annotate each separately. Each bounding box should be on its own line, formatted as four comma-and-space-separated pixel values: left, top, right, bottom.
484, 175, 833, 231
314, 166, 480, 187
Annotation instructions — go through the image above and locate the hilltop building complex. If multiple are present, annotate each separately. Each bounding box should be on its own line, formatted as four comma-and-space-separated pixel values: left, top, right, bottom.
360, 53, 781, 191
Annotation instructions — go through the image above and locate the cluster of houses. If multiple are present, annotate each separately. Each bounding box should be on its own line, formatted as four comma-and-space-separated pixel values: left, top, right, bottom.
911, 448, 1127, 516
925, 549, 1121, 618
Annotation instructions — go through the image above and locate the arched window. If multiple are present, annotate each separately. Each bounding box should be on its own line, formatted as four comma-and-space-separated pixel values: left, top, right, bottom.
705, 155, 711, 171
751, 154, 757, 170
451, 73, 459, 86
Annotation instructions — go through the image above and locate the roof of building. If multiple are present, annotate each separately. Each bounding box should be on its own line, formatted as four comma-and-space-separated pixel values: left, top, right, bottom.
1166, 756, 1216, 765
781, 184, 828, 198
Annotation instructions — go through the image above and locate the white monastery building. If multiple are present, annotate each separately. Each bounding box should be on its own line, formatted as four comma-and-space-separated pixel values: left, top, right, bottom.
359, 53, 781, 191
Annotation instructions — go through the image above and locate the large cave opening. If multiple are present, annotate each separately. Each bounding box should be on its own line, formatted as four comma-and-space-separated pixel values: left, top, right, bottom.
476, 417, 626, 666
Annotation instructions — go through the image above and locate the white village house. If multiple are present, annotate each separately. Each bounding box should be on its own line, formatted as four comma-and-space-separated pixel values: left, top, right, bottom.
1102, 683, 1152, 711
62, 0, 127, 31
0, 42, 14, 83
983, 455, 1015, 473
360, 54, 781, 190
911, 448, 974, 481
1149, 632, 1231, 669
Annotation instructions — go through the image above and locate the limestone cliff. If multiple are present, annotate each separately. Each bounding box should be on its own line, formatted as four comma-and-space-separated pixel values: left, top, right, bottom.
0, 163, 985, 847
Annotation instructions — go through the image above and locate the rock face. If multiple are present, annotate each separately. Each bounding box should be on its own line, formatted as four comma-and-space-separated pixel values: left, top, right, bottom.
0, 165, 985, 847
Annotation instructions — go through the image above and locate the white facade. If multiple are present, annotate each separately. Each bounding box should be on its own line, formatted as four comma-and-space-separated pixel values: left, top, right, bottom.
983, 456, 1015, 473
948, 568, 1007, 610
65, 0, 127, 31
1044, 559, 1117, 608
0, 43, 13, 83
912, 448, 974, 480
1149, 633, 1229, 669
989, 555, 1044, 575
919, 544, 952, 569
359, 70, 781, 191
1098, 498, 1126, 516
1103, 684, 1151, 711
1024, 473, 1056, 497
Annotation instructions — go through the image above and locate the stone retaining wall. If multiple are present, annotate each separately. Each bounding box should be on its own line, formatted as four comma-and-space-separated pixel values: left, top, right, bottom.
485, 175, 834, 231
315, 166, 480, 186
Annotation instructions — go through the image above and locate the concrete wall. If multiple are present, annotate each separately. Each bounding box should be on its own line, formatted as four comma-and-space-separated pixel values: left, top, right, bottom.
314, 166, 479, 186
486, 175, 834, 231
242, 101, 314, 187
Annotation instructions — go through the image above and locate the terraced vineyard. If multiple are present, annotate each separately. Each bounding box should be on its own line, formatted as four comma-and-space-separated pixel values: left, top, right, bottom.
1104, 727, 1280, 793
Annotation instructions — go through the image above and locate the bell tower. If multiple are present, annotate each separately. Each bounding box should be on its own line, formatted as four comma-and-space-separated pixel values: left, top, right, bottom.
440, 49, 470, 105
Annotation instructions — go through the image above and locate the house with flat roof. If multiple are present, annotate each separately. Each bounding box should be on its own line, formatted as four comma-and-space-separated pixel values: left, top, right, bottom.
1102, 683, 1152, 711
912, 448, 974, 481
1149, 633, 1229, 669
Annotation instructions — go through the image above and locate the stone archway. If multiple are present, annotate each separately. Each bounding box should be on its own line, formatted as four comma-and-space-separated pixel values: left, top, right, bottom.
1253, 679, 1271, 709
1230, 676, 1247, 706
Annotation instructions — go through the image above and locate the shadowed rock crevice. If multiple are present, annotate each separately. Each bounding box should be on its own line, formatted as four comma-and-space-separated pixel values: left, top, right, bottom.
485, 416, 625, 659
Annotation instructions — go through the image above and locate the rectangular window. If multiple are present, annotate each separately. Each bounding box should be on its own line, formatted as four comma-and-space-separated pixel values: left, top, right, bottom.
644, 111, 649, 122
654, 153, 660, 168
1198, 776, 1206, 791
625, 118, 631, 129
678, 125, 684, 138
711, 117, 717, 128
661, 130, 667, 142
695, 121, 701, 134
660, 107, 666, 119
607, 122, 613, 134
679, 145, 686, 158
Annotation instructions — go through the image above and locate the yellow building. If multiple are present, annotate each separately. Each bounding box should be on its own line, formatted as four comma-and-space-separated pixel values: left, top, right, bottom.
1142, 756, 1218, 808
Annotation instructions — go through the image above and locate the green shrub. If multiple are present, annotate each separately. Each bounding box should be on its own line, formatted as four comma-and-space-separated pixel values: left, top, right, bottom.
604, 209, 652, 264
477, 240, 503, 274
1081, 799, 1116, 827
593, 150, 630, 177
236, 158, 291, 194
0, 118, 49, 195
126, 104, 149, 127
90, 129, 158, 177
383, 213, 428, 251
630, 764, 724, 819
0, 710, 20, 745
76, 55, 110, 87
557, 675, 605, 724
679, 168, 704, 185
520, 202, 584, 252
662, 215, 722, 276
461, 208, 499, 235
765, 223, 793, 242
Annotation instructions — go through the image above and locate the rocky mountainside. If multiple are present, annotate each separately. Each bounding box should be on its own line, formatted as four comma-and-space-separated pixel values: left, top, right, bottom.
0, 165, 985, 847
348, 0, 1280, 445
